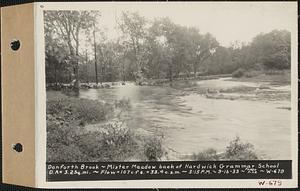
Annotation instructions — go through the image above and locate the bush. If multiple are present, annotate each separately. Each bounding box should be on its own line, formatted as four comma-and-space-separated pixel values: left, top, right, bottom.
143, 137, 164, 161
46, 99, 65, 115
47, 95, 167, 162
224, 136, 258, 160
47, 120, 75, 147
61, 86, 79, 97
191, 136, 259, 161
47, 119, 89, 162
47, 120, 139, 162
74, 99, 113, 125
89, 122, 138, 161
48, 143, 89, 162
192, 148, 220, 161
232, 68, 245, 78
244, 70, 262, 78
47, 97, 114, 125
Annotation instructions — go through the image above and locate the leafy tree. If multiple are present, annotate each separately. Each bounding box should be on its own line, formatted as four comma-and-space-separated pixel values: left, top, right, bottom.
44, 10, 100, 93
251, 30, 291, 70
148, 18, 186, 82
44, 22, 71, 87
45, 42, 70, 87
118, 12, 147, 81
204, 46, 234, 74
149, 18, 219, 80
192, 33, 219, 77
44, 10, 291, 87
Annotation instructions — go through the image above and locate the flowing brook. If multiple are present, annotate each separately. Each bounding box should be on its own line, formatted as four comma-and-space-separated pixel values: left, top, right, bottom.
79, 78, 291, 160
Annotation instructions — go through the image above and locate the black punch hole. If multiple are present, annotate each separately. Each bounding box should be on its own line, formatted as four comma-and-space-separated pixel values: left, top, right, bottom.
10, 39, 21, 51
13, 143, 23, 153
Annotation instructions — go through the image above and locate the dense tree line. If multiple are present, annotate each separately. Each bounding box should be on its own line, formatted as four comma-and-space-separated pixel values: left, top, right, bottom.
203, 29, 291, 75
44, 10, 291, 91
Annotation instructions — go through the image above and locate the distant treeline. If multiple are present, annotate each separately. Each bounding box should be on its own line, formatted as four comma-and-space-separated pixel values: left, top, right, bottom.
45, 10, 291, 88
204, 30, 291, 75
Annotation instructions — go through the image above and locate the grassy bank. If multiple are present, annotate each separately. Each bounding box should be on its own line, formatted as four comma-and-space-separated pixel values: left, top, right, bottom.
166, 70, 291, 102
47, 92, 164, 162
231, 69, 291, 85
139, 74, 232, 86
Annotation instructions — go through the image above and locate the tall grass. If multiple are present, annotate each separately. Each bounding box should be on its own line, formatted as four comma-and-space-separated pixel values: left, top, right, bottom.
47, 97, 113, 126
47, 96, 163, 162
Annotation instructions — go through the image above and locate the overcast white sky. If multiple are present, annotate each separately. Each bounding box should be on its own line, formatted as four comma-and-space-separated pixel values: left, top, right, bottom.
92, 2, 296, 47
43, 2, 297, 48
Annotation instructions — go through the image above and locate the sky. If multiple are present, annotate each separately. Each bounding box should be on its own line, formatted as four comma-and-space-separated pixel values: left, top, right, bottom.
92, 2, 297, 47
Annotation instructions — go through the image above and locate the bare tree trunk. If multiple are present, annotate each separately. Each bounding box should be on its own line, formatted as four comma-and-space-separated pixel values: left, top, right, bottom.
75, 61, 79, 93
93, 22, 99, 85
193, 63, 197, 78
98, 46, 104, 85
103, 64, 106, 82
122, 52, 126, 82
131, 37, 140, 82
69, 70, 72, 83
168, 63, 173, 86
74, 40, 80, 95
122, 62, 126, 82
85, 50, 89, 83
54, 65, 58, 90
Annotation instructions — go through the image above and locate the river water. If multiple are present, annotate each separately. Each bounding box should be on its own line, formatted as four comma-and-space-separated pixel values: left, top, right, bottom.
79, 78, 291, 160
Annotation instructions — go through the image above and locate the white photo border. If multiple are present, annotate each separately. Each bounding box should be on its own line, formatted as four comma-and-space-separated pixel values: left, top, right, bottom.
35, 1, 298, 188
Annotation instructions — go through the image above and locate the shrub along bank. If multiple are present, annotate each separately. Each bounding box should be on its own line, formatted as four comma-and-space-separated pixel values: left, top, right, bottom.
47, 94, 164, 162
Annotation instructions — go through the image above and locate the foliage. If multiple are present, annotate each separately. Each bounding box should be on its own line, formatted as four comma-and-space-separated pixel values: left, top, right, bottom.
44, 10, 100, 91
192, 148, 220, 160
47, 114, 88, 162
232, 68, 245, 78
76, 122, 138, 161
47, 96, 163, 162
47, 97, 113, 125
224, 136, 258, 160
47, 119, 138, 162
75, 99, 114, 125
204, 46, 235, 74
244, 70, 263, 78
251, 30, 291, 70
44, 10, 291, 86
118, 12, 147, 81
192, 136, 259, 161
143, 137, 164, 161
